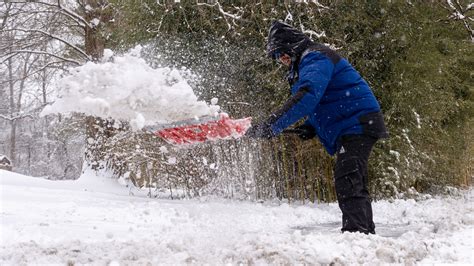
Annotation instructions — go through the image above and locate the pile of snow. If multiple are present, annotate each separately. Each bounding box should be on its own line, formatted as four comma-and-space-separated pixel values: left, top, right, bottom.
41, 46, 220, 129
1, 170, 473, 265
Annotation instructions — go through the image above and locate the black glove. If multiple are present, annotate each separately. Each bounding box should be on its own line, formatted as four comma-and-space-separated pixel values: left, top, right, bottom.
292, 124, 316, 140
245, 122, 275, 139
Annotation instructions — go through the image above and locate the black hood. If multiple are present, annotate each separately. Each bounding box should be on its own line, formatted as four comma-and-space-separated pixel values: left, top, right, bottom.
266, 21, 313, 60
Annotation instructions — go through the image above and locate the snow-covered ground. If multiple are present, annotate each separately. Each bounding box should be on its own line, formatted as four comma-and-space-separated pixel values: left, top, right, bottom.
1, 170, 472, 265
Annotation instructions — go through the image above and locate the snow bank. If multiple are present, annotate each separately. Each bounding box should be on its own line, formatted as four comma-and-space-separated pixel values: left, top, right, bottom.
1, 170, 473, 265
40, 46, 220, 129
0, 169, 135, 196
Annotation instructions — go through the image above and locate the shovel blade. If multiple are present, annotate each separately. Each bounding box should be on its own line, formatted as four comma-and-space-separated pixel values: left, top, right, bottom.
149, 114, 252, 145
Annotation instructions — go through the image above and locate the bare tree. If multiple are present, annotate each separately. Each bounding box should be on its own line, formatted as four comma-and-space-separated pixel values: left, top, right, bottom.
0, 0, 111, 175
1, 1, 94, 64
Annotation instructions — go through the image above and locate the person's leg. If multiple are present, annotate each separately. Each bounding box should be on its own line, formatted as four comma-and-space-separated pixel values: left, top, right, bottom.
361, 148, 376, 234
334, 135, 377, 234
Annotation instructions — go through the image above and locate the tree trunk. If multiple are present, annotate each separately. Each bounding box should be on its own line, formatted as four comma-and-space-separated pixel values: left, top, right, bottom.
41, 69, 47, 104
83, 0, 110, 61
7, 57, 16, 164
84, 22, 104, 61
81, 0, 109, 169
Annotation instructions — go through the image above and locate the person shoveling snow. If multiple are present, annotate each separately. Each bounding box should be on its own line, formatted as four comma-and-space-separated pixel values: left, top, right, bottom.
245, 21, 389, 235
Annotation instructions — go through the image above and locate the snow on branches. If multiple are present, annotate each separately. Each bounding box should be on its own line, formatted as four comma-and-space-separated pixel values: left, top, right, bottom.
445, 0, 474, 42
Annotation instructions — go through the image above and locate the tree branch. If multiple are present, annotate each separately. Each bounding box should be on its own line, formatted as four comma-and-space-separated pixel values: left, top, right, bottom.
0, 60, 67, 85
6, 0, 93, 28
0, 113, 34, 122
445, 0, 474, 41
1, 50, 81, 65
308, 0, 330, 9
196, 1, 243, 30
3, 28, 91, 60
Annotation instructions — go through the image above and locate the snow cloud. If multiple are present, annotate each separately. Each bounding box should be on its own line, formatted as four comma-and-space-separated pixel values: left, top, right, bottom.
40, 46, 220, 130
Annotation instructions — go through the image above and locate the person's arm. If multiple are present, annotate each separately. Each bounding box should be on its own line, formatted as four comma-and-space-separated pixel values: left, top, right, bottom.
268, 52, 334, 135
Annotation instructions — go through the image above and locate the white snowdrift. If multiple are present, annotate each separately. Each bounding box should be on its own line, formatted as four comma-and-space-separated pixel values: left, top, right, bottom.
1, 170, 473, 265
40, 46, 220, 129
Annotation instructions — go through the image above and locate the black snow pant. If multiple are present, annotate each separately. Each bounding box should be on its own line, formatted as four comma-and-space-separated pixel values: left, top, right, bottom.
334, 134, 378, 234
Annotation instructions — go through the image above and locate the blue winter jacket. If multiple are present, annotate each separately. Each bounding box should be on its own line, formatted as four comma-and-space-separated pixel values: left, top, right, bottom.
269, 51, 383, 155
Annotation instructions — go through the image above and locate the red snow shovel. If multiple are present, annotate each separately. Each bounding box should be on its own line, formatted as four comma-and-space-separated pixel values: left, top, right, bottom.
145, 113, 252, 145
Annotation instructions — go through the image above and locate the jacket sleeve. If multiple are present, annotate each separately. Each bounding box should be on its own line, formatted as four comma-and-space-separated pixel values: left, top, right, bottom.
268, 52, 334, 135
